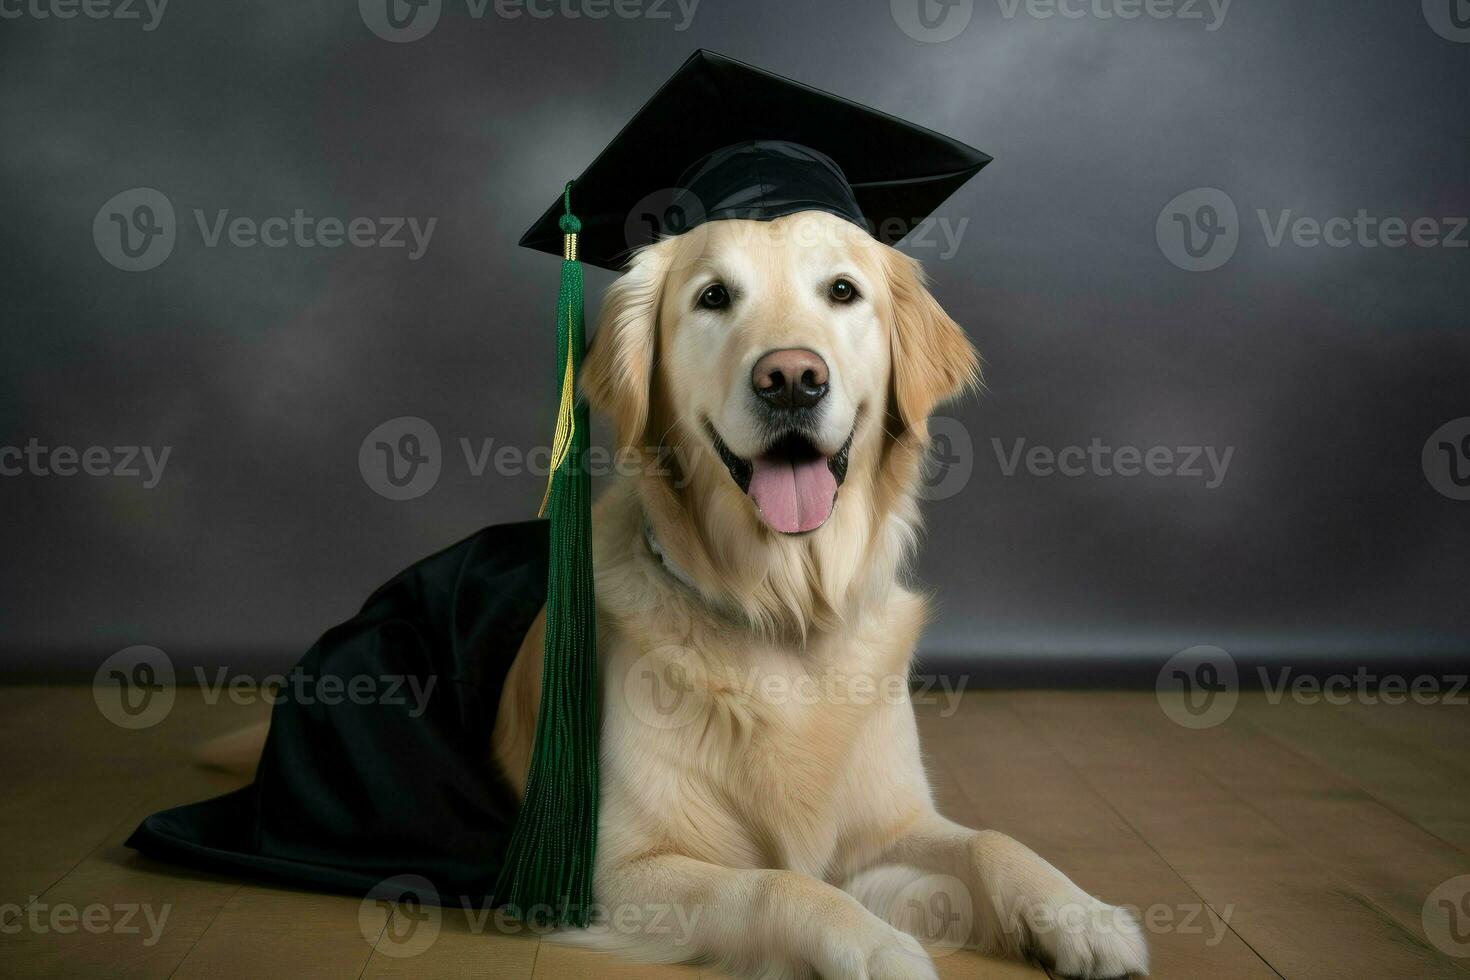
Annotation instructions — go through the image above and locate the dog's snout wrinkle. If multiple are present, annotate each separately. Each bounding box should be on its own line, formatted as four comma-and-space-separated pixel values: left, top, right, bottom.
752, 348, 829, 412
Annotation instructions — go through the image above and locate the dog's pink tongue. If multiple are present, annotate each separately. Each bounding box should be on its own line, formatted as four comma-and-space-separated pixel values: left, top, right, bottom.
748, 455, 837, 534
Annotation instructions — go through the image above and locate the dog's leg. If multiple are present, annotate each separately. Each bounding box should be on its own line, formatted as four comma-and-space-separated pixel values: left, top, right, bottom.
877, 814, 1149, 979
584, 854, 939, 980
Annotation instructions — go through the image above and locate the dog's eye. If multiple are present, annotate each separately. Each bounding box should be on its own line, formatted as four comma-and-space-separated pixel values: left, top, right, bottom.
829, 278, 859, 303
697, 283, 730, 311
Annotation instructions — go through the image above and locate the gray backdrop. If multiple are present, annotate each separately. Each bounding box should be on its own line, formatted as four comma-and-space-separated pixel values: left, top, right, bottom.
2, 0, 1467, 677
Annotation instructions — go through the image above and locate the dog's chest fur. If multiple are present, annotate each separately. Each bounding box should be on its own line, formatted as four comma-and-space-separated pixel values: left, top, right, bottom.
596, 578, 928, 882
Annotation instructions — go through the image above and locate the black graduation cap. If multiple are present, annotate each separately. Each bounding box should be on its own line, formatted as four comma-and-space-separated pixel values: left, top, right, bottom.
520, 48, 992, 271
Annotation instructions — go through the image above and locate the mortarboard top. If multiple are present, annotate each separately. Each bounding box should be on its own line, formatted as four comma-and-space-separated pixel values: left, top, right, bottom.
520, 49, 992, 271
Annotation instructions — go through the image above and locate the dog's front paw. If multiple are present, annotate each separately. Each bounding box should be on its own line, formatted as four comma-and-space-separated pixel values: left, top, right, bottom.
820, 918, 938, 980
1021, 896, 1149, 979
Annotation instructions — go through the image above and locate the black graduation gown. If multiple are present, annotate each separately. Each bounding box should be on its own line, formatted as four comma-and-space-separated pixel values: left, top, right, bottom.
125, 520, 549, 904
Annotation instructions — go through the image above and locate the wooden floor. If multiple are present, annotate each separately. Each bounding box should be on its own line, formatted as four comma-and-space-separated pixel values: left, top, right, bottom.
2, 686, 1468, 979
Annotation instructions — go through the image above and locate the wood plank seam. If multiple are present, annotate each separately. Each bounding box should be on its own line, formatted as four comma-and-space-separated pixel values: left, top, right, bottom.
2, 774, 173, 923
1248, 711, 1470, 860
357, 900, 394, 980
3, 760, 234, 938
1003, 701, 1288, 980
1233, 716, 1470, 976
161, 882, 246, 980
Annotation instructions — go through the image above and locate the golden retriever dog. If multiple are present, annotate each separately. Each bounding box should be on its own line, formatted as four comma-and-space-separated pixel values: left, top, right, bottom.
490, 212, 1150, 979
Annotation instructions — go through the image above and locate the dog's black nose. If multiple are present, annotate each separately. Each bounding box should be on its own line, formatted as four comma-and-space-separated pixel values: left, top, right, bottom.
752, 349, 829, 411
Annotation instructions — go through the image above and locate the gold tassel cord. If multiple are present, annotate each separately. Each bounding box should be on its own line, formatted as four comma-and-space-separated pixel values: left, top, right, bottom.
538, 329, 577, 518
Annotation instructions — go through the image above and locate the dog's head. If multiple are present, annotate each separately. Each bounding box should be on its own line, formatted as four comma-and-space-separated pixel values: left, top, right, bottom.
584, 211, 978, 628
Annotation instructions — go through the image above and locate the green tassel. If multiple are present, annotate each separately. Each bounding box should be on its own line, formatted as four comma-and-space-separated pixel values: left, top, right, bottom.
494, 183, 599, 928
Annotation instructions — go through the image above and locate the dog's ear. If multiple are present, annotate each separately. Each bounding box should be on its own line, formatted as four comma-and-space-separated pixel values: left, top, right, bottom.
882, 246, 980, 437
582, 243, 670, 447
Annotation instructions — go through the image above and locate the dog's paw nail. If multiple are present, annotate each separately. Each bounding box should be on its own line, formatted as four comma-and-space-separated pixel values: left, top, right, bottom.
1029, 899, 1150, 980
866, 930, 939, 980
822, 924, 938, 980
1046, 905, 1146, 980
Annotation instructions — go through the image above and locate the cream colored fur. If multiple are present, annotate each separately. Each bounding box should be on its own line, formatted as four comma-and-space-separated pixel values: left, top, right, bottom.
491, 214, 1150, 979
